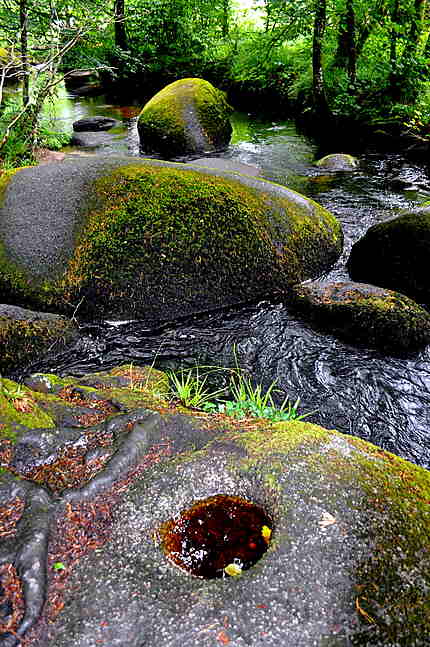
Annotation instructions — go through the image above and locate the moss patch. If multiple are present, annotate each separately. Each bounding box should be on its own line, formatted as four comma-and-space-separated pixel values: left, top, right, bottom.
0, 378, 55, 440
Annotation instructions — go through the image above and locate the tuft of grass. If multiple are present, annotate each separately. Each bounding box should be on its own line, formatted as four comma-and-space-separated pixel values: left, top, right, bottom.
167, 367, 225, 409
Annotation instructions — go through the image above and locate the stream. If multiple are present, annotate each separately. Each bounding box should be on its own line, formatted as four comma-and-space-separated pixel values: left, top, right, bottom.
26, 90, 430, 469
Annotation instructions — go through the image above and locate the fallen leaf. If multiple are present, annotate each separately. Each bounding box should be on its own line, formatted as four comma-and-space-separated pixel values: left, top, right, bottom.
261, 525, 272, 543
224, 563, 242, 577
319, 512, 337, 528
217, 630, 230, 644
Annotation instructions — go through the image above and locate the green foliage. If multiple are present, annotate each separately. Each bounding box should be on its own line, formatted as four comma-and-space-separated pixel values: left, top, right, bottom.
203, 373, 312, 423
167, 368, 225, 409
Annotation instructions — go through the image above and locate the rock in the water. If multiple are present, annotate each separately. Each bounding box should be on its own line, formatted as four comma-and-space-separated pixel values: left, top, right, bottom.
0, 157, 342, 322
290, 280, 430, 353
0, 304, 77, 375
137, 77, 233, 157
315, 153, 359, 171
72, 116, 118, 132
347, 207, 430, 306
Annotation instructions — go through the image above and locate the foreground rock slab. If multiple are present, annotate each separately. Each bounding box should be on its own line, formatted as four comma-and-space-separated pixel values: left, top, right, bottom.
0, 366, 428, 646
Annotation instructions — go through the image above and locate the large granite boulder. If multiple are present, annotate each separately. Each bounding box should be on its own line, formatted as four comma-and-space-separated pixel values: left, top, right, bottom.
290, 280, 430, 353
0, 304, 77, 375
347, 207, 430, 305
0, 156, 342, 323
0, 366, 428, 646
137, 78, 233, 158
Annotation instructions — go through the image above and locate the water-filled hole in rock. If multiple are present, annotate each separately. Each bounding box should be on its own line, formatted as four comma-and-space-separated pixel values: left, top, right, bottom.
159, 494, 272, 578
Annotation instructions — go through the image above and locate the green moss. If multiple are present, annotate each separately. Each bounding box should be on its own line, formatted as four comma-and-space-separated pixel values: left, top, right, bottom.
0, 378, 55, 439
137, 78, 232, 157
0, 315, 75, 375
315, 153, 358, 169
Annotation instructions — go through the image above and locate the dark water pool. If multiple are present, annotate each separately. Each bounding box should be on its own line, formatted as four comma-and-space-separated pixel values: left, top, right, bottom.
30, 93, 430, 468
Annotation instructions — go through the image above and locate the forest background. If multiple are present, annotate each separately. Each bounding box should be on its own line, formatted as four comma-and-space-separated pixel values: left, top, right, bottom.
0, 0, 430, 167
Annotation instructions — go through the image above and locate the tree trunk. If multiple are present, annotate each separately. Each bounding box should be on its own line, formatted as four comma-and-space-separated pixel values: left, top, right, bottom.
389, 0, 400, 99
222, 0, 229, 37
334, 0, 356, 84
114, 0, 127, 50
312, 0, 331, 119
19, 0, 29, 106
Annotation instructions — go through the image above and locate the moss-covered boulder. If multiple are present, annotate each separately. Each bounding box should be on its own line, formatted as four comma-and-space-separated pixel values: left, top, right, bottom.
347, 207, 430, 305
0, 156, 342, 323
137, 78, 233, 158
0, 304, 77, 375
290, 280, 430, 353
315, 153, 359, 171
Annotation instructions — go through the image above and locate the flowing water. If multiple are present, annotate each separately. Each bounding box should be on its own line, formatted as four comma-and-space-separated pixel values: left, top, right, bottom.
27, 90, 430, 468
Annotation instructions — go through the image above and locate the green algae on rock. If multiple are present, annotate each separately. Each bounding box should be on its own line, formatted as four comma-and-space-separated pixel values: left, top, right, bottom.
137, 78, 233, 158
0, 156, 342, 322
289, 280, 430, 353
0, 304, 77, 376
347, 207, 430, 306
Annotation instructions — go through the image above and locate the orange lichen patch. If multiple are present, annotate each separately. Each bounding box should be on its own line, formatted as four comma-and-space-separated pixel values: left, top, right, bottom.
0, 497, 25, 539
0, 563, 24, 636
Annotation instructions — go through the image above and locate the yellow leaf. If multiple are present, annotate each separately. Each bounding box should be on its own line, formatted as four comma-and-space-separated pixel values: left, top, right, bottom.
319, 512, 337, 528
261, 525, 272, 543
224, 563, 242, 577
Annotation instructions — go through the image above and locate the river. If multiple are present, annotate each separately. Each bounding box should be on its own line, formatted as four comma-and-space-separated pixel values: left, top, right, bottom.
26, 89, 430, 469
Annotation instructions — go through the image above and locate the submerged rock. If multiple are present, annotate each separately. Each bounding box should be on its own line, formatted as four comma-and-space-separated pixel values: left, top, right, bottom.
0, 304, 77, 375
0, 157, 342, 322
315, 153, 359, 171
137, 78, 232, 158
347, 207, 430, 306
72, 116, 118, 132
290, 280, 430, 353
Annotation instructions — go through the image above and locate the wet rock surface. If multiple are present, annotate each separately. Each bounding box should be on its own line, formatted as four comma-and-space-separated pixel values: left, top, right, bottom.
0, 305, 77, 375
72, 116, 118, 132
0, 366, 428, 646
315, 153, 359, 171
347, 207, 430, 306
289, 280, 430, 353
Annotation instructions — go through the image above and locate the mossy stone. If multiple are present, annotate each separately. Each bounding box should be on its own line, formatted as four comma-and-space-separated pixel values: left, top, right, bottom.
137, 78, 233, 157
315, 153, 358, 171
347, 207, 430, 305
0, 304, 77, 375
0, 157, 343, 323
290, 280, 430, 353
